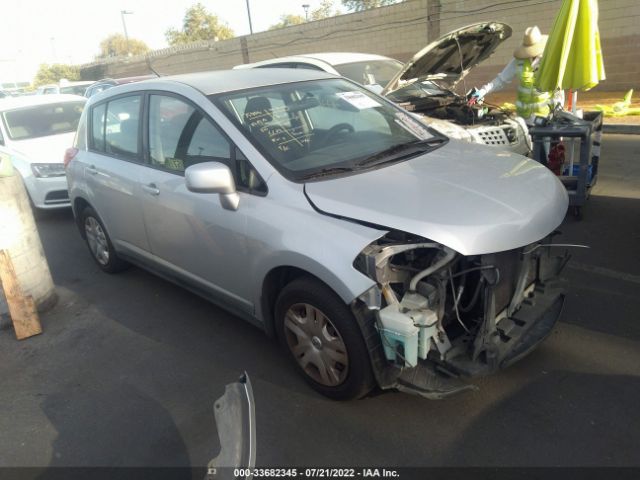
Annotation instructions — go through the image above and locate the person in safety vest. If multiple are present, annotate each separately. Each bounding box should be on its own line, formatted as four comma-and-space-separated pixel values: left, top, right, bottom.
467, 26, 562, 123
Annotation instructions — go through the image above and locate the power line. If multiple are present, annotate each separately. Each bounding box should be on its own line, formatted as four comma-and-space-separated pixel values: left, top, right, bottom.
438, 0, 559, 23
437, 0, 551, 15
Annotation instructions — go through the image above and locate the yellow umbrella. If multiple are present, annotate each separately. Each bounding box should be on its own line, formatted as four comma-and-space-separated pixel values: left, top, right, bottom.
536, 0, 606, 93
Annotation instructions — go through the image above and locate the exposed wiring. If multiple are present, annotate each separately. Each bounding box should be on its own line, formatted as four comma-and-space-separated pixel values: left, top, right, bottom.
451, 265, 497, 279
448, 268, 471, 334
460, 277, 485, 313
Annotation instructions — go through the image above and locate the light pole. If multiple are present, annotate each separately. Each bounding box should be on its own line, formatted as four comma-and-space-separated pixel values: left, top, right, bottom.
120, 10, 133, 56
245, 0, 253, 35
302, 4, 310, 21
49, 37, 57, 61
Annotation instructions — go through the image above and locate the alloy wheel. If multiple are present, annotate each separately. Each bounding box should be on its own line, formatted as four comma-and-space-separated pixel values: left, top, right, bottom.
84, 216, 110, 266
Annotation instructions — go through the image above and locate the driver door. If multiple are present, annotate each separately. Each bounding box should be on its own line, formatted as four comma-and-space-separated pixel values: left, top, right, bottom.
139, 93, 257, 312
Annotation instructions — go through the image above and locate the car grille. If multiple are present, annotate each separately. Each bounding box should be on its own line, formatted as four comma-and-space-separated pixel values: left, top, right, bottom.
472, 126, 516, 146
44, 190, 70, 204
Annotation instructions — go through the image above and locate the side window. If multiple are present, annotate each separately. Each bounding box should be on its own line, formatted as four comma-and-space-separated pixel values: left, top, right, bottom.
257, 62, 295, 69
187, 119, 231, 159
149, 94, 231, 173
149, 95, 267, 193
91, 103, 106, 151
104, 95, 141, 159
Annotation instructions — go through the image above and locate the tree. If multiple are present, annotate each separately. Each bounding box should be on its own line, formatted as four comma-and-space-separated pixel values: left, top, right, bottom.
32, 64, 80, 87
97, 34, 150, 58
269, 14, 305, 30
341, 0, 402, 11
269, 1, 340, 29
311, 0, 341, 20
165, 3, 234, 46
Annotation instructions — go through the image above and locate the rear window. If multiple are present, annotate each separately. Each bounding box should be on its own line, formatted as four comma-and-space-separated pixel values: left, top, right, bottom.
60, 85, 89, 96
334, 60, 403, 88
2, 101, 85, 140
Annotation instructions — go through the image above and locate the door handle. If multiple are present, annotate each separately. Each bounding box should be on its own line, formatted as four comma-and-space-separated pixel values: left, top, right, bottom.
86, 165, 98, 175
142, 183, 160, 196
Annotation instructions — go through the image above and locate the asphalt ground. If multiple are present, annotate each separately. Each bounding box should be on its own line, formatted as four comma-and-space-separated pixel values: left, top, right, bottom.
0, 134, 639, 470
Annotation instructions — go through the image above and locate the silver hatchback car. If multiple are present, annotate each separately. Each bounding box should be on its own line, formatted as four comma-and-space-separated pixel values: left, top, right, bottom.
66, 69, 569, 400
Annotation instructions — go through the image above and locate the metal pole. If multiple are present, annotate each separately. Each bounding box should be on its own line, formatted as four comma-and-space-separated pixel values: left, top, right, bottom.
245, 0, 253, 34
302, 4, 310, 21
121, 10, 132, 55
50, 37, 57, 61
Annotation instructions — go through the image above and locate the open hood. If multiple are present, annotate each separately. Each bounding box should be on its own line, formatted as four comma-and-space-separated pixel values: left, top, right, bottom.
383, 22, 512, 95
305, 140, 567, 256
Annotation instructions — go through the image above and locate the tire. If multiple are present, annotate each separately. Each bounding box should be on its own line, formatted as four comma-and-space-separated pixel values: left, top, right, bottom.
81, 206, 129, 273
275, 276, 374, 400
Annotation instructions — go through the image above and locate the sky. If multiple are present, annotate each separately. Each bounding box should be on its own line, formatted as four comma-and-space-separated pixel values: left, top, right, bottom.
0, 0, 341, 85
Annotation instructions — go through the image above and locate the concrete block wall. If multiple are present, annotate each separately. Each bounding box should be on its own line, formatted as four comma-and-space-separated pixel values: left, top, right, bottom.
81, 0, 640, 92
443, 0, 640, 92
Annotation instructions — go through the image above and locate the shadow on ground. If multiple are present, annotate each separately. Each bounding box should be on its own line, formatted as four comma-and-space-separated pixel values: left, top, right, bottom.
444, 371, 640, 466
39, 383, 191, 469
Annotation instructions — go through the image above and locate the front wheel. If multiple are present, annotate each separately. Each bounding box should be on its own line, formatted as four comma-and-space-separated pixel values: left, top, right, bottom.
275, 277, 374, 400
81, 206, 129, 273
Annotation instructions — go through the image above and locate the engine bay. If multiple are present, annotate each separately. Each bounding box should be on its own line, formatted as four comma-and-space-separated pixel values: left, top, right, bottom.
352, 231, 568, 397
386, 81, 514, 126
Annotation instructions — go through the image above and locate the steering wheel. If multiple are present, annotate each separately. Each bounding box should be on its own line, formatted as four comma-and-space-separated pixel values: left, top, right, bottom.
324, 123, 355, 144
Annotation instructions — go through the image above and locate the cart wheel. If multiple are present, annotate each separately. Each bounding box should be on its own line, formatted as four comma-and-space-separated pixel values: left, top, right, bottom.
573, 206, 583, 220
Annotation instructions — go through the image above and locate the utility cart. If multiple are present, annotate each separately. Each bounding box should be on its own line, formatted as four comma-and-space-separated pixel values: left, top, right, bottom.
529, 110, 603, 219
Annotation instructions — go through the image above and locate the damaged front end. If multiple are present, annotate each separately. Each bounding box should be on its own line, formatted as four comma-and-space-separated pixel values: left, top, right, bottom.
351, 231, 568, 399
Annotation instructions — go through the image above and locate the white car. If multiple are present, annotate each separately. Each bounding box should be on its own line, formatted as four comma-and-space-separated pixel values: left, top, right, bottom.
235, 52, 403, 93
36, 80, 94, 96
0, 94, 86, 209
235, 23, 530, 154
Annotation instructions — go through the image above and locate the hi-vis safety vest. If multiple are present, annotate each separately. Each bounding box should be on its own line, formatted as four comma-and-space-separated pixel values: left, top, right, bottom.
515, 58, 551, 119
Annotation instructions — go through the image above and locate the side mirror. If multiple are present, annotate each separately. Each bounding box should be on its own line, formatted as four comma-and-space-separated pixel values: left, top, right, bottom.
185, 161, 239, 211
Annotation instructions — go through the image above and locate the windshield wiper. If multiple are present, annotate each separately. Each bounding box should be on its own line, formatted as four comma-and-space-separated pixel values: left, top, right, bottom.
298, 166, 354, 181
356, 138, 446, 167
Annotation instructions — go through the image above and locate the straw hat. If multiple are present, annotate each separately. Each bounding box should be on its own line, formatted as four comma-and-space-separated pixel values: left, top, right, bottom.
513, 26, 548, 59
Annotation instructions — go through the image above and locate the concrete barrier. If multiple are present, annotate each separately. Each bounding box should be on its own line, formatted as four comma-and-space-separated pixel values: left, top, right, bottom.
0, 160, 57, 313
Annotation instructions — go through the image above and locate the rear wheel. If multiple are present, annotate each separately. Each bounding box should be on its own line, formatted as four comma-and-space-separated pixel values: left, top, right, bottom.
81, 206, 129, 273
275, 276, 374, 400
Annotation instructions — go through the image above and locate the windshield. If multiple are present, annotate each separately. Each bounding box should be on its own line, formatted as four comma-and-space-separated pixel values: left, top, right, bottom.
2, 100, 85, 140
333, 59, 403, 88
214, 78, 443, 181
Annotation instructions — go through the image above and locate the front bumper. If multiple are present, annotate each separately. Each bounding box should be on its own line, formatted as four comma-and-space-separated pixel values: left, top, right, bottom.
23, 174, 70, 209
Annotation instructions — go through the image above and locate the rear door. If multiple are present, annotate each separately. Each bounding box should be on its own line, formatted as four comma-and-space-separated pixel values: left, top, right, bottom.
138, 92, 266, 312
83, 93, 150, 254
